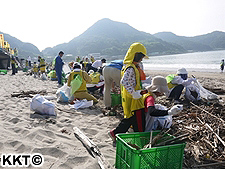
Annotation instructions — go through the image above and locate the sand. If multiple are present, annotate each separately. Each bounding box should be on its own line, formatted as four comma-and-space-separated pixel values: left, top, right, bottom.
0, 69, 224, 168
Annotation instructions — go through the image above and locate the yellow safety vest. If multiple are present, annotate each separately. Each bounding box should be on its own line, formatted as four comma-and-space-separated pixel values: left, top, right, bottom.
90, 58, 95, 63
33, 64, 39, 72
142, 92, 154, 101
83, 61, 88, 68
121, 64, 144, 118
90, 72, 100, 84
11, 58, 15, 64
69, 71, 87, 92
39, 59, 46, 72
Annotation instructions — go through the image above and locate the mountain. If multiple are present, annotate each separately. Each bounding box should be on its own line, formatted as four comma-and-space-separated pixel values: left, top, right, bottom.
153, 31, 225, 52
188, 31, 225, 50
42, 18, 187, 60
0, 31, 42, 58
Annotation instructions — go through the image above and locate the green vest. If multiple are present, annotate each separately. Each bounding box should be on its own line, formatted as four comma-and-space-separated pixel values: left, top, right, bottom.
166, 74, 177, 89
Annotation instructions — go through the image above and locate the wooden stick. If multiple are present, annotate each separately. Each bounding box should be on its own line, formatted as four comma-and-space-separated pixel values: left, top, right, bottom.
192, 161, 225, 167
196, 117, 225, 147
73, 127, 113, 169
190, 102, 225, 125
154, 133, 189, 147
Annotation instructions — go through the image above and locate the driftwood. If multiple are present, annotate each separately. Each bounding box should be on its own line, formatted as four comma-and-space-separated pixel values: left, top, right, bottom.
193, 161, 225, 168
73, 127, 113, 169
152, 95, 225, 168
191, 102, 225, 125
11, 90, 47, 98
196, 117, 225, 147
154, 133, 189, 147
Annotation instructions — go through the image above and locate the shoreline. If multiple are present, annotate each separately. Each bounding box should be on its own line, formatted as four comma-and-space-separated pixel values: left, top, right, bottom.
145, 69, 225, 80
143, 65, 222, 73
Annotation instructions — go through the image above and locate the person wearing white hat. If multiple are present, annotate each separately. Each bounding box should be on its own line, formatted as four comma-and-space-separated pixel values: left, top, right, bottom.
166, 68, 196, 103
67, 62, 98, 103
86, 68, 104, 95
108, 76, 183, 142
144, 76, 183, 131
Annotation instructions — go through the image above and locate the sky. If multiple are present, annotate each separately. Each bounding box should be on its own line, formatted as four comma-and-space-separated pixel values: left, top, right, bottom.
1, 0, 225, 51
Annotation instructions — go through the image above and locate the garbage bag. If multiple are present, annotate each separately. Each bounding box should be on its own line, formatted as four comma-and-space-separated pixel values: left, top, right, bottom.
69, 99, 93, 109
71, 74, 82, 95
41, 73, 47, 80
0, 70, 7, 74
30, 94, 56, 116
145, 104, 172, 132
195, 81, 218, 100
185, 83, 201, 101
56, 84, 71, 103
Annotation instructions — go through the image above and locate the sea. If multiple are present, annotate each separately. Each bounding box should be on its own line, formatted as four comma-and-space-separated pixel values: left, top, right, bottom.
142, 50, 225, 72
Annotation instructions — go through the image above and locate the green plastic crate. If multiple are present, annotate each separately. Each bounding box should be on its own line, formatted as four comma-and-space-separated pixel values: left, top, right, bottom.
115, 131, 186, 169
111, 93, 122, 107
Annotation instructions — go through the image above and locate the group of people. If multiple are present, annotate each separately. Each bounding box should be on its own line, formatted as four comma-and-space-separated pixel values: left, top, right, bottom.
52, 43, 203, 144
106, 42, 201, 143
54, 51, 106, 104
9, 43, 208, 144
43, 43, 202, 144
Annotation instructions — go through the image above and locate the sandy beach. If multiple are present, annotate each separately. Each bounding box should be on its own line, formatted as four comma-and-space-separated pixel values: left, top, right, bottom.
0, 69, 225, 168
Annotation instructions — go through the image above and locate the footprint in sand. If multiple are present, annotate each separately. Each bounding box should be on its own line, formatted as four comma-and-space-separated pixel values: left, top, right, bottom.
9, 117, 21, 124
32, 147, 67, 158
58, 156, 90, 168
25, 129, 56, 140
81, 128, 98, 135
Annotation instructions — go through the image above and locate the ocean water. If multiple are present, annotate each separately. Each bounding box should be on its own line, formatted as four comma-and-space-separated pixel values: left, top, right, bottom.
143, 50, 225, 72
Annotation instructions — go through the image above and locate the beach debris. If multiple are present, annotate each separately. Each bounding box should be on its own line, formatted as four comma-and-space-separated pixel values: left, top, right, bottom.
30, 94, 56, 116
60, 129, 71, 135
73, 127, 113, 169
168, 101, 225, 168
69, 99, 93, 109
117, 89, 225, 168
203, 86, 225, 95
11, 90, 47, 98
127, 142, 141, 150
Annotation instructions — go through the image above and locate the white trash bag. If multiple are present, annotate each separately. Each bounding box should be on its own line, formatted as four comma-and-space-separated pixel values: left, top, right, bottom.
41, 73, 47, 80
69, 99, 93, 110
56, 84, 71, 103
145, 104, 172, 132
30, 94, 56, 116
185, 83, 201, 101
194, 80, 218, 100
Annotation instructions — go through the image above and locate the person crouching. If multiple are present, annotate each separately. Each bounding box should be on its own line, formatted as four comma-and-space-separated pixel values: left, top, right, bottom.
67, 63, 98, 104
108, 75, 183, 143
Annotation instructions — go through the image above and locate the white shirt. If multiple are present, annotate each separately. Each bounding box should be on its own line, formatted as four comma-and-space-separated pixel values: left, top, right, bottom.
171, 76, 193, 87
28, 56, 31, 61
92, 60, 102, 68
